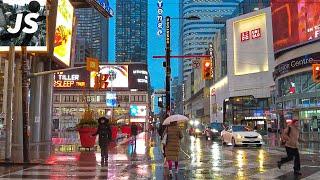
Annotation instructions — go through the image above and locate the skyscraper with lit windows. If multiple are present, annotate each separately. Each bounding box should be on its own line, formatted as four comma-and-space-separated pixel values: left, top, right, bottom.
115, 0, 148, 63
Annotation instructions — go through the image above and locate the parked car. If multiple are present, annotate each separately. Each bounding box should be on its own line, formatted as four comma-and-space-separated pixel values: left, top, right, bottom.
221, 125, 263, 147
205, 122, 225, 140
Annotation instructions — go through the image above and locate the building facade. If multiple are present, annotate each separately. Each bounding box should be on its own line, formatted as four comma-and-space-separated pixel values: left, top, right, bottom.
271, 1, 320, 134
52, 63, 150, 130
182, 0, 241, 125
210, 8, 275, 133
75, 8, 109, 64
238, 0, 270, 15
116, 0, 148, 63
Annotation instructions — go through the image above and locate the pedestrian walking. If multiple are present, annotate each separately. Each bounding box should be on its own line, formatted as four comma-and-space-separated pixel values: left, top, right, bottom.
165, 121, 183, 177
131, 123, 138, 146
277, 119, 304, 176
92, 117, 112, 166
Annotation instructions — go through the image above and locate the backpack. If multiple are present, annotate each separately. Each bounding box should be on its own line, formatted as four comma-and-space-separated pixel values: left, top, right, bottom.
280, 126, 291, 145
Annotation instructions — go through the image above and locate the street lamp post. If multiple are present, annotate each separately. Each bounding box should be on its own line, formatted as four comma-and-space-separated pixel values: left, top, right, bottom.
164, 15, 200, 116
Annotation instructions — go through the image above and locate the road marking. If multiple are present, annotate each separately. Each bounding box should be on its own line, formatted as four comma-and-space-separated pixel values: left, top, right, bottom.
250, 164, 293, 179
301, 171, 320, 180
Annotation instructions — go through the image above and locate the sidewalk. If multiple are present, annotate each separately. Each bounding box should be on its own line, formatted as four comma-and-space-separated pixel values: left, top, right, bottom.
0, 131, 134, 165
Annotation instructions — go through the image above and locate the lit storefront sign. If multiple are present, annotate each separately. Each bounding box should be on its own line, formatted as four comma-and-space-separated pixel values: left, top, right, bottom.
130, 118, 146, 123
0, 0, 47, 51
157, 0, 164, 36
53, 0, 74, 67
273, 52, 320, 80
245, 117, 267, 120
240, 28, 261, 42
53, 71, 87, 89
232, 13, 269, 75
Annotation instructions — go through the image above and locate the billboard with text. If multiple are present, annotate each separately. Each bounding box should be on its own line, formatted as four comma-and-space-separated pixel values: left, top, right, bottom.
271, 0, 320, 52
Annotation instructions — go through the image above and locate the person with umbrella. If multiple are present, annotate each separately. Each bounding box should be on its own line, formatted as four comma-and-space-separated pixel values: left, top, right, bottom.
92, 117, 112, 166
163, 115, 187, 177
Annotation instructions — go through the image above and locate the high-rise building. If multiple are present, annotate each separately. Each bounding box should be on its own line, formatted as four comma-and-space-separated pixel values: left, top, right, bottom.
115, 0, 148, 63
181, 0, 241, 82
75, 8, 109, 64
238, 0, 270, 15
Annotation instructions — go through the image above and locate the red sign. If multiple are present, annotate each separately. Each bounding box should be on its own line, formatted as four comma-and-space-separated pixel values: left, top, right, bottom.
251, 28, 261, 39
241, 28, 261, 42
241, 31, 250, 42
272, 0, 320, 52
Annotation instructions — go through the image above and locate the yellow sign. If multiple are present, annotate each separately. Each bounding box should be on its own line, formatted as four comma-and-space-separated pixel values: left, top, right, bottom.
86, 58, 99, 72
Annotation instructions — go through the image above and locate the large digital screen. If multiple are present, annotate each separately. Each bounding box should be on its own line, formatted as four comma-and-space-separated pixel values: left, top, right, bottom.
90, 65, 129, 88
233, 13, 269, 75
0, 0, 47, 51
106, 92, 117, 107
271, 0, 320, 52
53, 70, 89, 89
130, 105, 147, 117
53, 0, 74, 67
128, 64, 149, 90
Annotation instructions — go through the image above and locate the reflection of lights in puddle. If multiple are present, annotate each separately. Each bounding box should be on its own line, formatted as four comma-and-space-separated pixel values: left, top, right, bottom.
258, 149, 265, 172
109, 154, 128, 161
236, 150, 246, 168
211, 142, 220, 169
191, 137, 201, 164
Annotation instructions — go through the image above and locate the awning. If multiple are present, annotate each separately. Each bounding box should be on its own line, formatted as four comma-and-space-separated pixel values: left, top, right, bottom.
70, 0, 114, 18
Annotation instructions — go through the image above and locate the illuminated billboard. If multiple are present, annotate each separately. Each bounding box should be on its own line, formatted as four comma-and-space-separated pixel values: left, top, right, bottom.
53, 71, 88, 89
90, 65, 129, 88
53, 0, 74, 67
232, 13, 269, 75
0, 0, 47, 51
130, 105, 147, 117
106, 92, 117, 107
128, 64, 149, 90
271, 0, 320, 52
95, 0, 114, 17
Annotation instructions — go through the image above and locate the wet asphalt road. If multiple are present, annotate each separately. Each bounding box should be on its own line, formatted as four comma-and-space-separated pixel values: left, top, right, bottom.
1, 131, 320, 179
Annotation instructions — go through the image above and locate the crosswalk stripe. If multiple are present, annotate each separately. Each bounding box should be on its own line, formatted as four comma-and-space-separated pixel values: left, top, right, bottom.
250, 164, 294, 179
301, 171, 320, 180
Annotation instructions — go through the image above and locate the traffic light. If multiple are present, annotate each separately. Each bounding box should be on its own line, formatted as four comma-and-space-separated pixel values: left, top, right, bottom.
313, 64, 320, 82
202, 58, 213, 80
94, 73, 101, 90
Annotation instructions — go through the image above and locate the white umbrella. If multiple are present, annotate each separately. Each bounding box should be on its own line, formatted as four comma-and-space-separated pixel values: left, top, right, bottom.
162, 114, 189, 125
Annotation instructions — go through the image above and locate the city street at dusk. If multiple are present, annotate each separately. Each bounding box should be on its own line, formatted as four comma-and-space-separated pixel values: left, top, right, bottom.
0, 0, 320, 179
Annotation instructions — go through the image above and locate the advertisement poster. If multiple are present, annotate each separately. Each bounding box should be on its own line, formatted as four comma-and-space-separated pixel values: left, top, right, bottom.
90, 65, 129, 88
128, 64, 149, 90
130, 105, 147, 117
0, 0, 47, 50
272, 0, 320, 52
106, 92, 117, 107
53, 0, 74, 66
53, 70, 89, 89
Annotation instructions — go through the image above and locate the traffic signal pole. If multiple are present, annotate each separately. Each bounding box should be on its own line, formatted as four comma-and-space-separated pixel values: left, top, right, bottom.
165, 16, 171, 115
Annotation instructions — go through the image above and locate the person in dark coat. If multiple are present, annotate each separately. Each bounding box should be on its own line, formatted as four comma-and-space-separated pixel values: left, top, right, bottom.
93, 117, 112, 166
131, 124, 138, 146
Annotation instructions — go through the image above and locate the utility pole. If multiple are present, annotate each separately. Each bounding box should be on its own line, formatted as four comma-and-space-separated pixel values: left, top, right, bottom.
165, 16, 171, 115
21, 46, 30, 163
5, 45, 14, 161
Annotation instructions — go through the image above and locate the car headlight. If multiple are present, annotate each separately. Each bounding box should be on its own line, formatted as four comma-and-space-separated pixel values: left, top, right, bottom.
236, 134, 243, 139
258, 135, 262, 139
211, 129, 218, 133
195, 129, 201, 133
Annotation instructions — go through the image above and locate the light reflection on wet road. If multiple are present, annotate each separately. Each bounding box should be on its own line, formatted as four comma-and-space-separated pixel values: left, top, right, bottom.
1, 131, 320, 179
